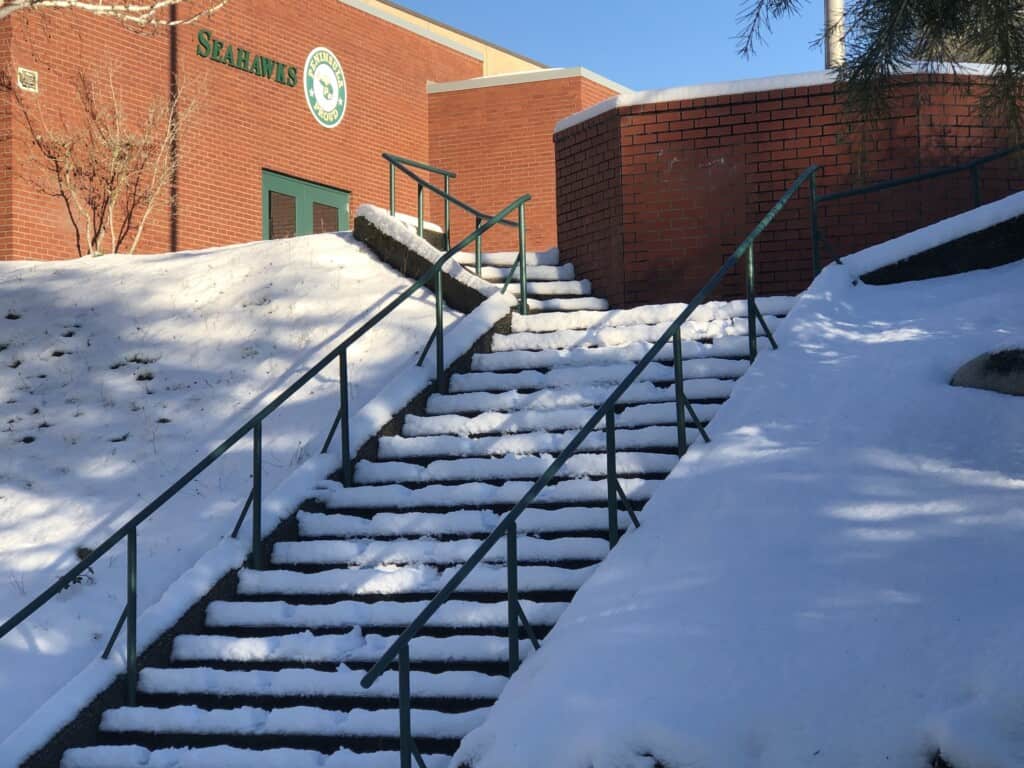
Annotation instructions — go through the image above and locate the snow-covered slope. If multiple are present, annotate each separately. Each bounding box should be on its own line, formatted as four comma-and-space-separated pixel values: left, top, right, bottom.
454, 257, 1024, 768
0, 233, 457, 743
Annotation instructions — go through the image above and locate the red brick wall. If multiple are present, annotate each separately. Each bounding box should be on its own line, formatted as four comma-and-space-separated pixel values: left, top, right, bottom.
428, 75, 617, 252
3, 0, 481, 261
0, 22, 11, 262
555, 74, 1022, 305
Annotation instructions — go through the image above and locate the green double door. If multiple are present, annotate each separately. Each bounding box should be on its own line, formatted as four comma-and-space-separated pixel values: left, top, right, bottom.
262, 170, 350, 240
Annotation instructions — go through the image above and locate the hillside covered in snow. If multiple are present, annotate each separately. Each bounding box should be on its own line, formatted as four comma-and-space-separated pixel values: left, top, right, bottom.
0, 232, 456, 742
455, 245, 1024, 766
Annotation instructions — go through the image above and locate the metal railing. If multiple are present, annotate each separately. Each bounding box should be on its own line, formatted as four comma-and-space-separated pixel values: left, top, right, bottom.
360, 165, 822, 768
0, 169, 530, 708
384, 153, 530, 315
810, 144, 1024, 275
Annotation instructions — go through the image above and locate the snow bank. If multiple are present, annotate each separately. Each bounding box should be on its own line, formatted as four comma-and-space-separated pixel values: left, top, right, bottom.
841, 190, 1024, 278
0, 235, 510, 762
357, 204, 500, 299
455, 257, 1024, 767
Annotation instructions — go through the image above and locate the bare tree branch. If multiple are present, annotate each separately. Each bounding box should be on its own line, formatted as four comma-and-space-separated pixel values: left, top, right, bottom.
0, 0, 227, 26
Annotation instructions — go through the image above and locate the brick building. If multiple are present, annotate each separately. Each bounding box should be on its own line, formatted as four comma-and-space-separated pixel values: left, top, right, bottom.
0, 0, 625, 261
554, 70, 1024, 303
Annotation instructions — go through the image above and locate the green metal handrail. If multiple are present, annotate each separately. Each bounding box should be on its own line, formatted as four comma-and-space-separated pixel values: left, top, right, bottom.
360, 165, 821, 768
810, 143, 1024, 275
384, 153, 529, 315
0, 190, 531, 709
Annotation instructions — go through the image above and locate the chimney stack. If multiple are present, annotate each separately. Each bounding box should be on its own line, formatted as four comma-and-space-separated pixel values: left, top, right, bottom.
825, 0, 845, 68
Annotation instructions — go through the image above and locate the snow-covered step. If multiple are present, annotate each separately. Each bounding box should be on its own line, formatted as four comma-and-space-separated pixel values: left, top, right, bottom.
509, 296, 796, 333
235, 563, 596, 598
454, 249, 559, 268
271, 535, 610, 567
425, 379, 733, 416
312, 476, 655, 509
62, 745, 452, 768
297, 507, 630, 539
99, 704, 488, 740
491, 316, 778, 353
470, 337, 756, 372
378, 425, 695, 460
138, 666, 506, 700
479, 264, 574, 282
172, 631, 537, 666
354, 451, 677, 485
206, 598, 568, 631
526, 296, 609, 312
448, 359, 749, 393
401, 402, 716, 438
502, 279, 591, 297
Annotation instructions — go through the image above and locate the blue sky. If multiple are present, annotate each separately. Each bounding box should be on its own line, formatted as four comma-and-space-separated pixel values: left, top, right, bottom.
396, 1, 827, 91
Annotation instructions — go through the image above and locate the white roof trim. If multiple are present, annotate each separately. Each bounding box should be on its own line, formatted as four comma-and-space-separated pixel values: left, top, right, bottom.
337, 0, 484, 61
555, 62, 996, 134
427, 66, 632, 95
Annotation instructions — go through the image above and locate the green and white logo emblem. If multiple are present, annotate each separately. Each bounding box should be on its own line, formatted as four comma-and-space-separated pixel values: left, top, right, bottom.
304, 47, 347, 128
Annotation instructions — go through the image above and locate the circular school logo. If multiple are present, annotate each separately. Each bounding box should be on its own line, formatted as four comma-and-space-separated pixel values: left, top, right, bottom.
304, 47, 347, 128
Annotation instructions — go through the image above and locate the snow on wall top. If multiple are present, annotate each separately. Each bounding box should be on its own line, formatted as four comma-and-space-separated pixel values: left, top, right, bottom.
841, 190, 1024, 278
554, 62, 995, 134
357, 204, 503, 300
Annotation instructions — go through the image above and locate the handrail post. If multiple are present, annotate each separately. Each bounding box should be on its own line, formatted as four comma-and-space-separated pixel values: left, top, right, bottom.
970, 165, 981, 208
339, 349, 353, 487
126, 526, 137, 706
809, 172, 820, 276
399, 645, 413, 768
251, 421, 263, 570
518, 203, 528, 316
435, 271, 445, 394
474, 217, 482, 275
507, 523, 520, 675
746, 244, 758, 362
443, 176, 451, 251
416, 184, 424, 239
606, 410, 619, 548
389, 163, 396, 216
673, 329, 688, 457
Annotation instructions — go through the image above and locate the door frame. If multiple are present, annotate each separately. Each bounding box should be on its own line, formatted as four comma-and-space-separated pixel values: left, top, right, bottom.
261, 170, 351, 239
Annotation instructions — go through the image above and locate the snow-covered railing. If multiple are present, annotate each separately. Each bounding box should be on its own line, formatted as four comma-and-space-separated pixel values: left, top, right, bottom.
811, 143, 1024, 275
0, 192, 530, 712
384, 152, 530, 315
360, 165, 822, 768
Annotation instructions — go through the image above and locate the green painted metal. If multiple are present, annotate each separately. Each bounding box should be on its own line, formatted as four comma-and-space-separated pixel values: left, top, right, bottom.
361, 168, 820, 768
399, 645, 412, 768
506, 523, 520, 675
251, 422, 263, 570
261, 169, 350, 238
605, 410, 619, 548
474, 217, 483, 275
443, 177, 452, 252
810, 143, 1024, 274
518, 204, 529, 316
434, 271, 445, 394
416, 184, 424, 238
746, 243, 757, 362
126, 527, 137, 705
672, 329, 687, 457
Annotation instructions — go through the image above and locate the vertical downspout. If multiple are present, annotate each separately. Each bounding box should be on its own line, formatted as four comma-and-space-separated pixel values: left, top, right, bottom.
169, 4, 180, 253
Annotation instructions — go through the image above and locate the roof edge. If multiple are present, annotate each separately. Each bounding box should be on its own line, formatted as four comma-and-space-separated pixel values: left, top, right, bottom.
427, 66, 633, 96
337, 0, 484, 61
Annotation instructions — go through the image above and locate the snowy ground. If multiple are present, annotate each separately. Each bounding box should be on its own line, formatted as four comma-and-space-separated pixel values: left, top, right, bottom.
455, 256, 1024, 765
0, 232, 456, 742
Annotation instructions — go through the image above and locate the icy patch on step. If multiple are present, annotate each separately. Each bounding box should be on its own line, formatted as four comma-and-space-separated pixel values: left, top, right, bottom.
503, 280, 591, 297
454, 249, 560, 268
527, 297, 609, 312
173, 629, 364, 664
479, 264, 574, 282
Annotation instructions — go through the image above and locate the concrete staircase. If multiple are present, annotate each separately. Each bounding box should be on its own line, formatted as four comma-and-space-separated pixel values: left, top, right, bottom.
58, 250, 793, 767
